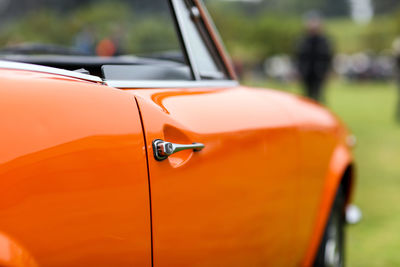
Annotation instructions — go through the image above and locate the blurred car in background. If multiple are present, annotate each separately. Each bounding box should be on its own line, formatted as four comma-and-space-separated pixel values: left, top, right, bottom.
0, 0, 357, 266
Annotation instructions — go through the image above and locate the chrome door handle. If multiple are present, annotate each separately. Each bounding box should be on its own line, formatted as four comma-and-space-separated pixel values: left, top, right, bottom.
153, 139, 205, 161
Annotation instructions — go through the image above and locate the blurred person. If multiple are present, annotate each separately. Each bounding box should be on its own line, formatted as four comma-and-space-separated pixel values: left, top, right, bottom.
96, 38, 116, 57
75, 26, 95, 55
96, 25, 126, 57
295, 12, 333, 102
393, 37, 400, 122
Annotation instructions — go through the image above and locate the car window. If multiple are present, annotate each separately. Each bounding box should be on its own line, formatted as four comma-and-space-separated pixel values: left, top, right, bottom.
0, 0, 192, 80
174, 0, 228, 80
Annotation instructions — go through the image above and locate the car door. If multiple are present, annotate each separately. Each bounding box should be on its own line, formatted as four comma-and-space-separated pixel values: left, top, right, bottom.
129, 1, 302, 265
133, 86, 301, 266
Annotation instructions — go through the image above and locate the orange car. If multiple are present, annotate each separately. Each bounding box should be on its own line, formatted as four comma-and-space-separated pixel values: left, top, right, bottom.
0, 0, 357, 266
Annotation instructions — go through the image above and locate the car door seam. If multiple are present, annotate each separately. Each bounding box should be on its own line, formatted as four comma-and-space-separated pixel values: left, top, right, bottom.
134, 96, 154, 267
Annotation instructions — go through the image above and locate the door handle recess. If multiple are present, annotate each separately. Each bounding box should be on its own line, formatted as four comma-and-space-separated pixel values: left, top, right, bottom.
152, 139, 205, 161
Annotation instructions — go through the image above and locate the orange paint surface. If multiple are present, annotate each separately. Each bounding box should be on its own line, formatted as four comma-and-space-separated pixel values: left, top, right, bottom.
0, 70, 152, 266
0, 0, 355, 264
0, 67, 354, 266
131, 86, 353, 266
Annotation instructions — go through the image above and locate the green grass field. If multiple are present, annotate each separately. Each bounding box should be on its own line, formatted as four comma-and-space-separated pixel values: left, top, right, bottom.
327, 80, 400, 267
248, 79, 400, 266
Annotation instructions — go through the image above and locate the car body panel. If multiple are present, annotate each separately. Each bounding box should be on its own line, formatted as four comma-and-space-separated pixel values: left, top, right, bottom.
0, 70, 151, 266
131, 86, 353, 266
0, 66, 355, 266
268, 95, 354, 265
0, 0, 355, 265
130, 86, 322, 266
302, 145, 353, 266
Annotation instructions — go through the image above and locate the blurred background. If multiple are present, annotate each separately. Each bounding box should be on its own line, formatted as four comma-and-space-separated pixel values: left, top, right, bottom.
0, 0, 399, 265
204, 0, 400, 266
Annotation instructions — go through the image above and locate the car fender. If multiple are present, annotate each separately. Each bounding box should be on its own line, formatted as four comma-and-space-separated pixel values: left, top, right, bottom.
302, 144, 354, 266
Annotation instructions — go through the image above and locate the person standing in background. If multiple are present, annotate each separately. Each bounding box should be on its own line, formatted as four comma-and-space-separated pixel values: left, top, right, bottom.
75, 26, 95, 55
295, 12, 333, 103
393, 38, 400, 122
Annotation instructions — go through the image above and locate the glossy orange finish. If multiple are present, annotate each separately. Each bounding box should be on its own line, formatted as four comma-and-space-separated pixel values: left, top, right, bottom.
268, 95, 354, 265
0, 66, 354, 266
132, 86, 353, 266
0, 70, 152, 266
302, 145, 353, 267
0, 1, 355, 265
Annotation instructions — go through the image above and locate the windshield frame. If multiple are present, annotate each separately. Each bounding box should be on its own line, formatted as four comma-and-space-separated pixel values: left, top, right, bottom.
104, 0, 237, 88
0, 0, 238, 88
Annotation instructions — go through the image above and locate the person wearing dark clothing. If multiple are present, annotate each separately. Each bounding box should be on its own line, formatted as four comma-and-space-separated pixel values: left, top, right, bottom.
394, 38, 400, 122
295, 15, 333, 103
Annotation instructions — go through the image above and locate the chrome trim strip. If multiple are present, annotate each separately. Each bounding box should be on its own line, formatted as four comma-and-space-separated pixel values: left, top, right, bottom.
197, 0, 236, 80
171, 0, 201, 80
153, 139, 205, 161
0, 60, 103, 83
105, 79, 239, 89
